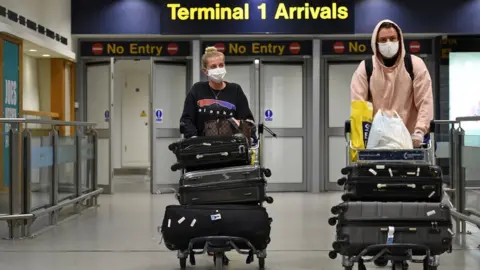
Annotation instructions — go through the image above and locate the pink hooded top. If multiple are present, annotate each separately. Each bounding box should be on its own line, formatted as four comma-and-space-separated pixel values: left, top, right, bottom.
350, 19, 434, 135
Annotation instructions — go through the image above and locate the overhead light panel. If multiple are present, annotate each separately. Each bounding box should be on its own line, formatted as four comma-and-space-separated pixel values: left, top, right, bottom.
28, 49, 37, 52
42, 54, 50, 57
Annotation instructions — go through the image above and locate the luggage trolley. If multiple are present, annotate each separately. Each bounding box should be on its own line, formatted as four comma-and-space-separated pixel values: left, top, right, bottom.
174, 123, 276, 270
332, 120, 445, 270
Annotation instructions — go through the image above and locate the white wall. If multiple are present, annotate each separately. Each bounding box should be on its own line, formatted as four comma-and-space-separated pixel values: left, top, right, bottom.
0, 0, 74, 58
22, 54, 40, 111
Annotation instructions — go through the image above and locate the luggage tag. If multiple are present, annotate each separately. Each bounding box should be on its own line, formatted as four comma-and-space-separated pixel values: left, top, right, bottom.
211, 210, 222, 221
386, 226, 395, 244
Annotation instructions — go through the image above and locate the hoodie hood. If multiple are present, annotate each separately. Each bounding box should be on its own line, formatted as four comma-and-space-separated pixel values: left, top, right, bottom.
371, 19, 405, 67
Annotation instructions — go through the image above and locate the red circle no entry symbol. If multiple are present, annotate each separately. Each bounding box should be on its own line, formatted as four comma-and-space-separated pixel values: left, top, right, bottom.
333, 42, 345, 53
92, 43, 104, 55
409, 41, 421, 53
289, 42, 301, 54
167, 43, 178, 55
214, 43, 225, 53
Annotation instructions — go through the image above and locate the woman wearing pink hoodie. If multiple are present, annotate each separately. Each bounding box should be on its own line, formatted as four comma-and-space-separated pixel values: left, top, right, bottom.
350, 19, 434, 147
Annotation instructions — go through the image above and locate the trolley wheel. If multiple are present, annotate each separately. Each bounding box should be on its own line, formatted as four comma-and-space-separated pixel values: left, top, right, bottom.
374, 256, 389, 267
337, 177, 347, 186
264, 169, 272, 177
179, 258, 186, 269
258, 257, 265, 269
328, 251, 337, 259
392, 261, 408, 270
214, 253, 224, 270
265, 196, 274, 204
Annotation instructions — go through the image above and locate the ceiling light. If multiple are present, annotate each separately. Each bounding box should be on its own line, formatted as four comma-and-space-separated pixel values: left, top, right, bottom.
42, 54, 50, 57
28, 49, 37, 52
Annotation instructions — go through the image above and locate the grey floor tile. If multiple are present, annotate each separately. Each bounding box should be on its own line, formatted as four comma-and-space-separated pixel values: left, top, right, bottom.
0, 187, 478, 270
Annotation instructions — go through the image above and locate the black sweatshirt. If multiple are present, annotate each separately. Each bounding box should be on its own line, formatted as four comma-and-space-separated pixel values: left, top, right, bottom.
180, 81, 256, 138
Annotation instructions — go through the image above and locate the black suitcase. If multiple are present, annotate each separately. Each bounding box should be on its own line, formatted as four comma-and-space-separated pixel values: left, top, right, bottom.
169, 134, 250, 171
178, 165, 272, 205
161, 204, 272, 251
338, 163, 443, 202
330, 202, 453, 257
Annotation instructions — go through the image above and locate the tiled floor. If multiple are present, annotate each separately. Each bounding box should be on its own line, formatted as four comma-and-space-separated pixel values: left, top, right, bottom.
0, 179, 479, 269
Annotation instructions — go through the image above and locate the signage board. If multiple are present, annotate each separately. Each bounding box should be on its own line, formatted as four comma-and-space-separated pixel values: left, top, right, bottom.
2, 40, 20, 187
202, 41, 312, 56
159, 0, 354, 35
438, 35, 480, 65
79, 41, 191, 57
321, 39, 433, 56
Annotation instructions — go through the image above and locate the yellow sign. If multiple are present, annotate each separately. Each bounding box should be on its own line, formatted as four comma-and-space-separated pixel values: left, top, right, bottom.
167, 2, 349, 21
140, 110, 147, 117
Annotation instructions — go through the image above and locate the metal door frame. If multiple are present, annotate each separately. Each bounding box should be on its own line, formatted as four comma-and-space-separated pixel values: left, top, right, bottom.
81, 57, 115, 194
150, 56, 192, 194
320, 54, 437, 191
213, 56, 311, 192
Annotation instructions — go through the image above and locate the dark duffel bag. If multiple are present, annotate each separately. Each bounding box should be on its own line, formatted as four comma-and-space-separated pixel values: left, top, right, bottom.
178, 165, 273, 205
338, 163, 443, 202
161, 204, 272, 251
330, 202, 453, 257
169, 134, 250, 171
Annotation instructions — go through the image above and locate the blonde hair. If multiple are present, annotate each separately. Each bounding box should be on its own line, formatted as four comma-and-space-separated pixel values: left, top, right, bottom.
202, 46, 225, 69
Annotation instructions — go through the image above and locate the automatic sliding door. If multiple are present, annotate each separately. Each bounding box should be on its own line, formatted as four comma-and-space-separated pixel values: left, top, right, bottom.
151, 60, 188, 193
225, 62, 258, 121
326, 62, 359, 191
260, 62, 306, 192
85, 58, 114, 194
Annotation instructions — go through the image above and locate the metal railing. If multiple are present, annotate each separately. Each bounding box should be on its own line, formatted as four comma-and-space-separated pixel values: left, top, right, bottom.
436, 117, 480, 234
0, 118, 102, 239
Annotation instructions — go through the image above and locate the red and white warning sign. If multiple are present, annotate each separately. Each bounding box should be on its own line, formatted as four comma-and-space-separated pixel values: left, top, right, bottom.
289, 42, 301, 54
214, 43, 225, 53
92, 43, 104, 55
167, 43, 178, 55
409, 41, 421, 53
333, 41, 345, 53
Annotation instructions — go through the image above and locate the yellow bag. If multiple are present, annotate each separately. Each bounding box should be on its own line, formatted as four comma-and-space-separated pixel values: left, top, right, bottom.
349, 100, 373, 162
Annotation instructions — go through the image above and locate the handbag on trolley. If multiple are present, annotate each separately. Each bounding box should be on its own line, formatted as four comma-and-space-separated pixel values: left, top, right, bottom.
178, 165, 272, 205
329, 201, 453, 257
161, 204, 272, 251
338, 163, 443, 202
169, 134, 251, 172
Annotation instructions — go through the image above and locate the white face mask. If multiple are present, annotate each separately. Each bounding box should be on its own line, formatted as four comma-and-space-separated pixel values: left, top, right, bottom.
378, 41, 399, 58
207, 67, 226, 83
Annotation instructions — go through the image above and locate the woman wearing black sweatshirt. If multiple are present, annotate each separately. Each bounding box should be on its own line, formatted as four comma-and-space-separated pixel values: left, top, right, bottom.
179, 46, 257, 142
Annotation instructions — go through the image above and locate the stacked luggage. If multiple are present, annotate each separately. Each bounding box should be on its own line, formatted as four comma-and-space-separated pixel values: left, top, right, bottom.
328, 121, 453, 270
160, 122, 274, 270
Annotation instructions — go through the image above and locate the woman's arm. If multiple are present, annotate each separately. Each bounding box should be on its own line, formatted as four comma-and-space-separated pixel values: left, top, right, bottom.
179, 88, 198, 137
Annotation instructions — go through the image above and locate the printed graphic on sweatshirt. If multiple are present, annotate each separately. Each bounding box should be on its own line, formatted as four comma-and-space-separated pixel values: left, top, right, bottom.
197, 99, 236, 116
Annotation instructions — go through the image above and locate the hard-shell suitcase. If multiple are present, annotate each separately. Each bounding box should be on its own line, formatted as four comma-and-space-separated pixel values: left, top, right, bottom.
178, 165, 272, 205
338, 163, 443, 202
330, 202, 453, 257
161, 204, 272, 251
169, 134, 250, 171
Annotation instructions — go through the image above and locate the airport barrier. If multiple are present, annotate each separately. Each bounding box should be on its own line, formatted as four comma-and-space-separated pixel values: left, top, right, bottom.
0, 118, 102, 239
438, 117, 480, 234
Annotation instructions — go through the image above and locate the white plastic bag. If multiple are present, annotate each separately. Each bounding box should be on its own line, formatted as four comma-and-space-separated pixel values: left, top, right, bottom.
366, 110, 413, 149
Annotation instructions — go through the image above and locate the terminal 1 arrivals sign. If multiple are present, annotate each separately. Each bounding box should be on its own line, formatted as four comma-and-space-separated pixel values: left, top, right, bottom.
160, 0, 354, 34
321, 39, 433, 55
201, 41, 312, 56
79, 41, 191, 57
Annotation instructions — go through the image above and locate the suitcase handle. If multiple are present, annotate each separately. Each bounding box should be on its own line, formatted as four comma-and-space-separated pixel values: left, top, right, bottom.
377, 183, 416, 189
196, 152, 229, 159
380, 227, 417, 233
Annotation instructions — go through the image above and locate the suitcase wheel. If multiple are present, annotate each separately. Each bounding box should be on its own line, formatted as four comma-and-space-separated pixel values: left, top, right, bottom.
263, 168, 272, 178
341, 193, 351, 202
265, 196, 274, 204
168, 143, 177, 151
331, 206, 340, 215
328, 217, 338, 226
340, 166, 352, 175
337, 177, 347, 186
328, 251, 337, 259
332, 241, 342, 251
171, 163, 182, 172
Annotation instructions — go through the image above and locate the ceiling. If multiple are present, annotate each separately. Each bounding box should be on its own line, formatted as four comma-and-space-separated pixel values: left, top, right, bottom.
22, 40, 66, 59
